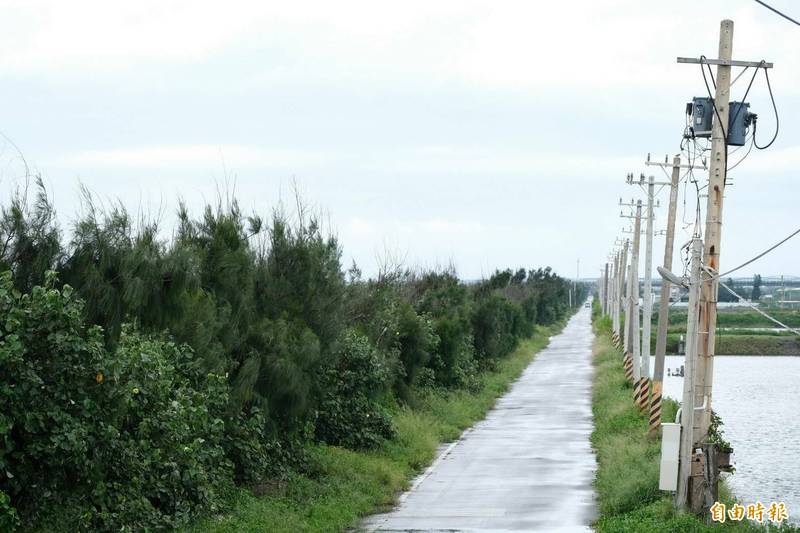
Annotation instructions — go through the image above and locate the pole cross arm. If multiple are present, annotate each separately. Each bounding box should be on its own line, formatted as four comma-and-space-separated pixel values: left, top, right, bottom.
645, 161, 706, 171
677, 57, 773, 68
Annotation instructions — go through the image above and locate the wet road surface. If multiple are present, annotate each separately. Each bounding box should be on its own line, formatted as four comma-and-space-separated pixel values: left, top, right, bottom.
362, 304, 597, 532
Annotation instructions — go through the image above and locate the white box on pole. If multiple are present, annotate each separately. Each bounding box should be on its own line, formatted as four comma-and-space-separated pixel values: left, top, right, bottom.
659, 423, 680, 491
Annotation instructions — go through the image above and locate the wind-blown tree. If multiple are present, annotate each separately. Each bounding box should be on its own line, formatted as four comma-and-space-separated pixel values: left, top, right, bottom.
0, 178, 62, 293
0, 178, 584, 530
411, 270, 477, 388
62, 194, 196, 347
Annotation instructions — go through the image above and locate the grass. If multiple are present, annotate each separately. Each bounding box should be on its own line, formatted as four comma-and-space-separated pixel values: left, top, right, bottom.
657, 332, 800, 356
191, 324, 560, 533
640, 307, 800, 355
591, 312, 796, 532
667, 308, 800, 329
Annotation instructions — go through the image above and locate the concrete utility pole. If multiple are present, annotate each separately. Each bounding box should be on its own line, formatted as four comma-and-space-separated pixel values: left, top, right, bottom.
604, 263, 610, 315
651, 156, 680, 432
677, 19, 773, 513
676, 236, 702, 509
622, 172, 657, 406
612, 240, 626, 345
645, 154, 706, 431
620, 241, 629, 351
621, 201, 642, 392
639, 176, 655, 410
611, 250, 621, 322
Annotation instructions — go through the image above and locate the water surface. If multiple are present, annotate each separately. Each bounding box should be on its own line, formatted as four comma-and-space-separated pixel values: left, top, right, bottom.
654, 355, 800, 521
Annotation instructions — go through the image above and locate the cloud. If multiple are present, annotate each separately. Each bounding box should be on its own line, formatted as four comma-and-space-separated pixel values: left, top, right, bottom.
3, 1, 797, 95
57, 144, 327, 169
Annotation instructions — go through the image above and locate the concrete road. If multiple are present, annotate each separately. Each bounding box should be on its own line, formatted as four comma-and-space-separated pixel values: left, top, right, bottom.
362, 304, 597, 532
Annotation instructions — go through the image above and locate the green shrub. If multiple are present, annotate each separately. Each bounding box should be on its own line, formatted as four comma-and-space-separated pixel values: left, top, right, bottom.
315, 330, 395, 449
0, 272, 234, 530
0, 490, 19, 531
0, 181, 583, 531
414, 272, 478, 388
395, 302, 438, 396
0, 271, 108, 521
87, 329, 234, 530
471, 293, 525, 361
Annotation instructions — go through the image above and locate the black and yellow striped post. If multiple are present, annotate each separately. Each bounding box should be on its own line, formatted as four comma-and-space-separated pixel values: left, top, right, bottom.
623, 352, 633, 382
648, 380, 663, 432
636, 377, 650, 411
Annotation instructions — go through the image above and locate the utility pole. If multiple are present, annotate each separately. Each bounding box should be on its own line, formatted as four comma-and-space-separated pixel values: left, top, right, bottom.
612, 240, 626, 346
651, 155, 680, 432
626, 173, 660, 411
621, 200, 642, 393
619, 240, 629, 351
647, 154, 706, 432
640, 175, 655, 410
611, 250, 622, 344
676, 235, 702, 509
604, 263, 610, 315
677, 19, 773, 513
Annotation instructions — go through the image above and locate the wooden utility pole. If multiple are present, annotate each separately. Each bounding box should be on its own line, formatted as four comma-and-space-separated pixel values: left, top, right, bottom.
676, 235, 702, 509
677, 18, 773, 513
694, 18, 733, 455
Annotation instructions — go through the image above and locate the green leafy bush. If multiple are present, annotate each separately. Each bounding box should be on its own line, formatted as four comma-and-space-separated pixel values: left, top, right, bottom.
0, 272, 234, 530
0, 270, 108, 521
0, 490, 19, 531
414, 272, 478, 388
315, 330, 395, 449
87, 329, 234, 530
0, 182, 584, 530
471, 293, 525, 361
395, 302, 438, 396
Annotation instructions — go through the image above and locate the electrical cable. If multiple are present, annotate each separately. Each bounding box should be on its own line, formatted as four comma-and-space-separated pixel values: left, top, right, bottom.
717, 279, 800, 336
697, 57, 768, 185
707, 227, 800, 280
727, 135, 755, 172
754, 67, 779, 149
700, 56, 727, 141
753, 0, 800, 26
727, 63, 761, 138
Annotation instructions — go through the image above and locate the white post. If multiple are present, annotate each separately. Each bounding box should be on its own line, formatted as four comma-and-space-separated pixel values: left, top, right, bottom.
639, 176, 655, 407
629, 201, 642, 389
677, 236, 702, 508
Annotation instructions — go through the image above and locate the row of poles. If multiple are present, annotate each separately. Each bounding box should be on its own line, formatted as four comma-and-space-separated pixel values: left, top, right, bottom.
598, 157, 684, 435
597, 19, 773, 515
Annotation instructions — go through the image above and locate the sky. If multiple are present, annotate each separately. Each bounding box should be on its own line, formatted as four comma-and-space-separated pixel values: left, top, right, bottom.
0, 0, 798, 280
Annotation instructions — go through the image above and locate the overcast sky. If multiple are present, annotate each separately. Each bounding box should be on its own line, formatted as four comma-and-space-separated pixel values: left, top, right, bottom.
0, 0, 798, 280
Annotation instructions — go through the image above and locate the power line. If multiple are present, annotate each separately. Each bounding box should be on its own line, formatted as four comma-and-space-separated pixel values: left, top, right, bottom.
753, 0, 800, 26
711, 226, 800, 279
754, 67, 780, 149
718, 279, 800, 336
